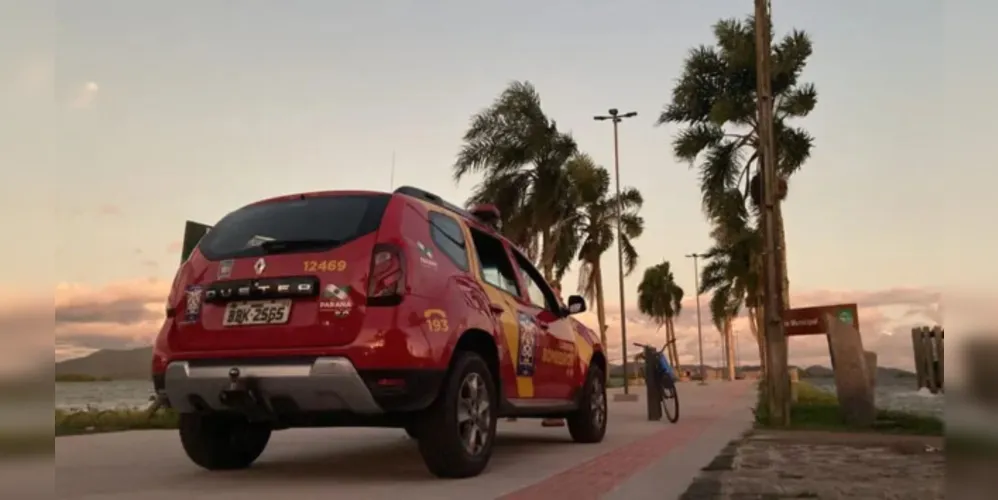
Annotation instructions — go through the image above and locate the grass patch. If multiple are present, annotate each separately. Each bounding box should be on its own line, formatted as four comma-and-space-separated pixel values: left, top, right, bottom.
55, 406, 179, 436
755, 381, 943, 436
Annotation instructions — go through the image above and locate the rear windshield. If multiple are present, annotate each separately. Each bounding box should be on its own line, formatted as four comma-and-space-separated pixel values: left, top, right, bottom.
197, 194, 391, 260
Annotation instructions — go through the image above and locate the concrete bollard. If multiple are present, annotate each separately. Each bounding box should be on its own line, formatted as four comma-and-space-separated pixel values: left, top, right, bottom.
825, 314, 876, 427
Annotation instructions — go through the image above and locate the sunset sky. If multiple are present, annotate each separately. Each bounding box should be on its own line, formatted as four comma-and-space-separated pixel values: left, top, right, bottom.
3, 1, 994, 372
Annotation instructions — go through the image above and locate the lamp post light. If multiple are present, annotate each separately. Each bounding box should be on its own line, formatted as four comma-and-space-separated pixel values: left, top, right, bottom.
594, 108, 638, 396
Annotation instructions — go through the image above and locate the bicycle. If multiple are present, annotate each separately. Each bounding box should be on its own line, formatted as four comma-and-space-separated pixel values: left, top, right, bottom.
633, 341, 680, 423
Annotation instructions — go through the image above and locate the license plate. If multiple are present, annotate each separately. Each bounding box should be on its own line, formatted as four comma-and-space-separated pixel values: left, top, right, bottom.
222, 300, 292, 326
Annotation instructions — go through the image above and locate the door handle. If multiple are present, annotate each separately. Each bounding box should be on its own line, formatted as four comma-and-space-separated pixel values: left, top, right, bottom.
488, 303, 504, 315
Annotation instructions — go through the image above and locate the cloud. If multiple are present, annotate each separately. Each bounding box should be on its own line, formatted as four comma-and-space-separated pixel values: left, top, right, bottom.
52, 279, 169, 353
42, 278, 948, 370
578, 287, 943, 371
97, 204, 122, 216
69, 81, 100, 109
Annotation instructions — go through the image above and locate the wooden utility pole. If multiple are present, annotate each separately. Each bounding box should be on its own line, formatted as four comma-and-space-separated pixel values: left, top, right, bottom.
753, 0, 791, 426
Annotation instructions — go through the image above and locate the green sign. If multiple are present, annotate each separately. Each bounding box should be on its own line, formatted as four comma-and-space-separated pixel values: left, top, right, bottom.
837, 309, 854, 325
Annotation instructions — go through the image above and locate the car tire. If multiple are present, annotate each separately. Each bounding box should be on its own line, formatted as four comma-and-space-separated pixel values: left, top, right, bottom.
567, 364, 608, 443
179, 413, 272, 471
416, 351, 497, 478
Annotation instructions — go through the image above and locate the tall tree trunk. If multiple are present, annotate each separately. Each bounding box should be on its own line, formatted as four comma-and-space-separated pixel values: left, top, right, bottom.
724, 317, 736, 381
775, 202, 790, 308
751, 306, 767, 379
593, 262, 608, 348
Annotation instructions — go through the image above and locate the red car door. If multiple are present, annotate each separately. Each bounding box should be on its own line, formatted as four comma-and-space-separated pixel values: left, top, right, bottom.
507, 248, 577, 401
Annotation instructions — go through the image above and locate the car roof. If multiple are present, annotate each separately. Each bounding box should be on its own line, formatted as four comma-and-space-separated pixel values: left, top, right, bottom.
393, 185, 506, 235
244, 186, 517, 250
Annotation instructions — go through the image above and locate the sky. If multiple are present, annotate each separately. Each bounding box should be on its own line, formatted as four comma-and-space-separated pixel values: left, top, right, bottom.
2, 1, 995, 373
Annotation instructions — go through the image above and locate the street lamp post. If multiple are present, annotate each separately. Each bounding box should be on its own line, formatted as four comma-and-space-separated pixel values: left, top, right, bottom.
686, 252, 708, 385
594, 108, 637, 396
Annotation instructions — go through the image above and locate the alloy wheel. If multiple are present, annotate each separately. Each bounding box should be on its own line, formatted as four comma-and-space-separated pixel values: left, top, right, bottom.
457, 372, 491, 455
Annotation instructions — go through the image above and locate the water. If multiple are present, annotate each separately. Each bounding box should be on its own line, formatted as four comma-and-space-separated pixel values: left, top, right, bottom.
55, 378, 946, 418
55, 380, 155, 410
808, 378, 944, 418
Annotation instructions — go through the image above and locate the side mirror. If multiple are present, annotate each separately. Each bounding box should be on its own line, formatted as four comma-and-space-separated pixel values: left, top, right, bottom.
566, 295, 587, 315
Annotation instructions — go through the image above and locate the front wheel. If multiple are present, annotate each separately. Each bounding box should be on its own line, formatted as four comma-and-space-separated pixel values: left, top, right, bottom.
567, 365, 608, 443
179, 413, 271, 470
661, 377, 680, 423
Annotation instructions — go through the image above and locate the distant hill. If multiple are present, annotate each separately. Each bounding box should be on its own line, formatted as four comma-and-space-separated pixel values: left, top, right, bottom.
55, 346, 153, 380
609, 361, 915, 380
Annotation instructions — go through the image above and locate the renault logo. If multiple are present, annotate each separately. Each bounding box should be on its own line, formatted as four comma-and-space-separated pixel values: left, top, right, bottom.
254, 258, 266, 275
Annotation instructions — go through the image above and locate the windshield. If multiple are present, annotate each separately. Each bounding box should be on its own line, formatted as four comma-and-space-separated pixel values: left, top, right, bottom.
197, 194, 391, 260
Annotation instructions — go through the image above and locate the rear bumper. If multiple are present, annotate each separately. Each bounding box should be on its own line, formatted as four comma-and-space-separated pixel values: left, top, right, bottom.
162, 357, 443, 415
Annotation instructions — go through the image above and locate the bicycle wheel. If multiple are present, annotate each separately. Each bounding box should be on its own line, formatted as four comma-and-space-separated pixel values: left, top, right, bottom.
660, 376, 679, 423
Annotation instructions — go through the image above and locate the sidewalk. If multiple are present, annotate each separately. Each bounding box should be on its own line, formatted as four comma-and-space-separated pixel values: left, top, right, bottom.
55, 380, 757, 500
505, 380, 757, 500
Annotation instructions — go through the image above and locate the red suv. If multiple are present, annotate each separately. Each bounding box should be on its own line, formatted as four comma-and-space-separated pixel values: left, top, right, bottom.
152, 186, 608, 478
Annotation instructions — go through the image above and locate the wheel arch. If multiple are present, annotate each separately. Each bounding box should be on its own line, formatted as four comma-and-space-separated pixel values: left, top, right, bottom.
589, 350, 607, 379
451, 328, 501, 392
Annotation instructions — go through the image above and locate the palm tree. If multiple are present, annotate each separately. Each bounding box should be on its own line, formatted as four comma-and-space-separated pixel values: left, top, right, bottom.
564, 154, 644, 348
454, 81, 578, 280
656, 15, 817, 308
636, 261, 685, 370
699, 189, 764, 377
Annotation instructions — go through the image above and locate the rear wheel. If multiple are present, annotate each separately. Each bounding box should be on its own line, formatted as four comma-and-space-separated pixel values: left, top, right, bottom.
567, 365, 607, 443
179, 413, 271, 470
416, 351, 497, 478
661, 376, 679, 423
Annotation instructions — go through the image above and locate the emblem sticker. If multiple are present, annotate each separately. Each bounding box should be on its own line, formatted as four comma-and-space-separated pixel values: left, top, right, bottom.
183, 285, 204, 323
254, 257, 267, 275
423, 309, 449, 333
319, 284, 353, 318
217, 259, 234, 279
417, 241, 437, 268
516, 312, 540, 377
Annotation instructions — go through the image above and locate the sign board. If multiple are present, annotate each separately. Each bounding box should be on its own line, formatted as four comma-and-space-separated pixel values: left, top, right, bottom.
181, 221, 212, 263
783, 303, 859, 336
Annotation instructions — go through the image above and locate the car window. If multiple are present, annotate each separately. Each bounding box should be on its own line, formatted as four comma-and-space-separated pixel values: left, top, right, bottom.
468, 228, 520, 296
512, 251, 560, 312
428, 212, 469, 271
197, 194, 391, 261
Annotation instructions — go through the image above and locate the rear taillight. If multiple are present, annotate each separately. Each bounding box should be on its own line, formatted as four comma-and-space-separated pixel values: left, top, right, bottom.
367, 243, 405, 306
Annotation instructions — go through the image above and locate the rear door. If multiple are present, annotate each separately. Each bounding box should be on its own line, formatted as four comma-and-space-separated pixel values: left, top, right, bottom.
171, 192, 392, 352
508, 250, 577, 400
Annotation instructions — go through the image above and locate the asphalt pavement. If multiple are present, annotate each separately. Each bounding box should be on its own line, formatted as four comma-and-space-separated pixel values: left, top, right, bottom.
55, 380, 756, 500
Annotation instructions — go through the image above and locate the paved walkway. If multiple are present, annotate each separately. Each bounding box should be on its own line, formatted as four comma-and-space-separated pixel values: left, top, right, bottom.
680, 430, 945, 499
55, 380, 756, 500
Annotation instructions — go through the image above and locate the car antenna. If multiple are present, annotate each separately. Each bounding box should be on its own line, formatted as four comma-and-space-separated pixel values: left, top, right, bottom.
389, 150, 396, 190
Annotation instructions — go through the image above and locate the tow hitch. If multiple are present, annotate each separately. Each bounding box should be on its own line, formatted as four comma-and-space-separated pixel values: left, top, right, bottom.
218, 367, 274, 421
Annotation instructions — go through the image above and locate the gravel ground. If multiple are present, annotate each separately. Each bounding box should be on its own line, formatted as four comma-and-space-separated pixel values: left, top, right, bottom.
680, 430, 944, 499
